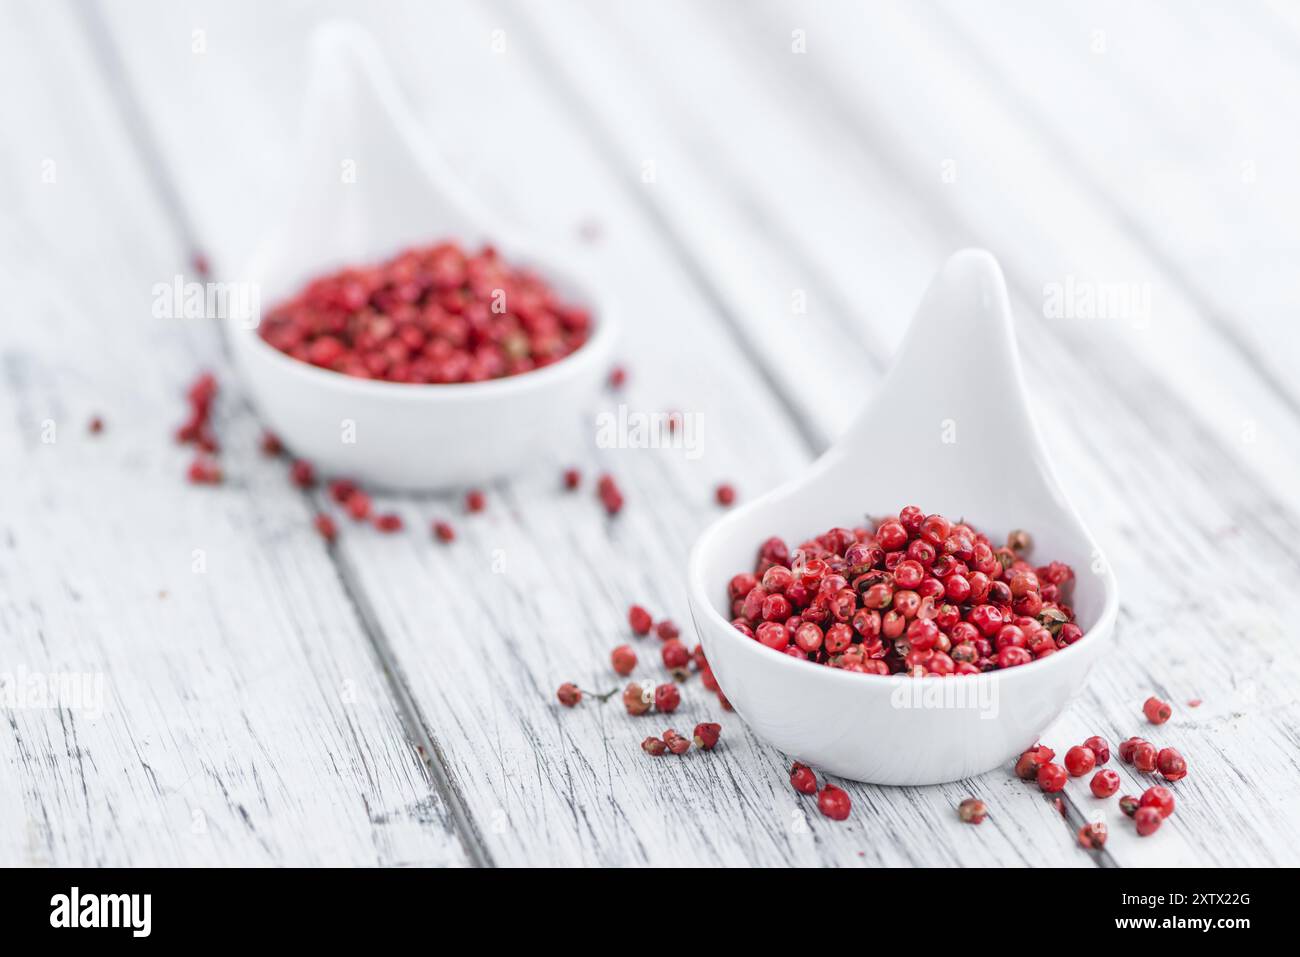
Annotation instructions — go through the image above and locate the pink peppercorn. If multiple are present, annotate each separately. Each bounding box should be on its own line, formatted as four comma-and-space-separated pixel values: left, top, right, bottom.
432, 520, 456, 543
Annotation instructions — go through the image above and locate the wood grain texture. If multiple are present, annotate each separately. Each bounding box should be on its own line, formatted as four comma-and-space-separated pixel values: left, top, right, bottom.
9, 0, 1299, 866
0, 0, 466, 867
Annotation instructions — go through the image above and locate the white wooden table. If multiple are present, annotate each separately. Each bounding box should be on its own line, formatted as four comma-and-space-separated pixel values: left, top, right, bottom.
3, 0, 1298, 867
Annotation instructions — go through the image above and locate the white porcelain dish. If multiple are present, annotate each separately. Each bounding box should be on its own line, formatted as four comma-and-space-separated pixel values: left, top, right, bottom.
687, 250, 1119, 785
226, 23, 614, 490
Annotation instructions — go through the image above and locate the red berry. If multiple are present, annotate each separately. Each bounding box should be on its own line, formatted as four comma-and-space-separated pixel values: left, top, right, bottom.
715, 483, 736, 506
1083, 735, 1110, 765
1036, 763, 1068, 793
289, 458, 315, 488
654, 682, 680, 713
1064, 745, 1097, 777
313, 513, 338, 543
957, 798, 987, 824
655, 619, 680, 641
1119, 794, 1140, 817
817, 784, 851, 821
756, 621, 787, 650
432, 519, 456, 543
608, 365, 627, 389
1014, 745, 1056, 780
260, 430, 283, 456
661, 639, 690, 678
1157, 747, 1188, 782
1118, 737, 1147, 764
186, 455, 222, 485
1143, 696, 1172, 725
345, 491, 373, 521
1140, 785, 1176, 819
557, 683, 582, 707
662, 729, 691, 755
790, 762, 817, 795
87, 415, 105, 434
628, 604, 653, 636
1090, 769, 1121, 798
374, 512, 402, 533
623, 682, 652, 716
1132, 741, 1159, 773
596, 473, 624, 515
693, 722, 721, 750
329, 478, 358, 503
465, 489, 486, 513
1134, 806, 1162, 836
563, 468, 581, 490
641, 736, 667, 757
611, 644, 637, 676
1078, 821, 1108, 850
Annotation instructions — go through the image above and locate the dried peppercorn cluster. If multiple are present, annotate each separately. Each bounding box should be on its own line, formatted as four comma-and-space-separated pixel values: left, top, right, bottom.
726, 507, 1080, 676
258, 241, 591, 384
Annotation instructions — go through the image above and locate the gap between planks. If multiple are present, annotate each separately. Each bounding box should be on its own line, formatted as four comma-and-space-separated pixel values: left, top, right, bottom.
72, 0, 494, 869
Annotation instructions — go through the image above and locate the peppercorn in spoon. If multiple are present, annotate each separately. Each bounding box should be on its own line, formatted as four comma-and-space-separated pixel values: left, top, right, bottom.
687, 250, 1119, 785
227, 23, 614, 490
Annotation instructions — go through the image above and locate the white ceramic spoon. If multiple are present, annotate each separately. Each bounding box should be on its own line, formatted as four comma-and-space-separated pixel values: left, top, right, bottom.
687, 250, 1119, 785
226, 23, 614, 490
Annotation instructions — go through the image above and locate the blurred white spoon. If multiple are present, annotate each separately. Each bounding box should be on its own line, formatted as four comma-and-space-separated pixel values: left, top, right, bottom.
687, 250, 1119, 785
227, 22, 614, 490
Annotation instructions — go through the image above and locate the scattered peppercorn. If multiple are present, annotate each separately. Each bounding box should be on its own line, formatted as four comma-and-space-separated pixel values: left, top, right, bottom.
1132, 741, 1159, 774
662, 729, 691, 755
623, 682, 652, 716
654, 682, 681, 713
88, 415, 104, 435
641, 737, 667, 756
1077, 821, 1108, 849
817, 784, 851, 821
1090, 769, 1121, 798
958, 798, 988, 824
465, 489, 486, 513
557, 683, 582, 707
628, 604, 653, 636
1143, 696, 1172, 725
715, 483, 736, 507
608, 365, 626, 389
1157, 747, 1188, 782
1036, 763, 1068, 793
1014, 745, 1056, 780
610, 644, 637, 676
1064, 745, 1097, 777
563, 468, 581, 490
314, 513, 338, 543
1083, 735, 1110, 765
374, 513, 402, 533
1140, 785, 1176, 819
1134, 806, 1162, 836
1119, 794, 1140, 817
655, 620, 680, 642
790, 762, 817, 795
692, 722, 721, 750
433, 520, 456, 543
289, 458, 315, 489
597, 473, 624, 515
186, 455, 222, 485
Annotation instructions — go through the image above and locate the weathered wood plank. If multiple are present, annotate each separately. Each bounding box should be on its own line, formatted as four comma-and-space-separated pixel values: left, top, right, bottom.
0, 0, 467, 866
